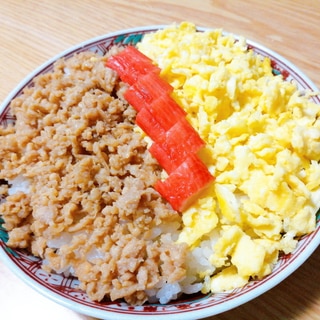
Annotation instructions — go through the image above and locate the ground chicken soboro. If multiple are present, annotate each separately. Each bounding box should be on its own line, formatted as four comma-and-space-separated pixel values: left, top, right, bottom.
0, 49, 187, 305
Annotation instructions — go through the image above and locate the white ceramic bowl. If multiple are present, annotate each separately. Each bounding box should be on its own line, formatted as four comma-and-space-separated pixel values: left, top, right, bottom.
0, 26, 320, 320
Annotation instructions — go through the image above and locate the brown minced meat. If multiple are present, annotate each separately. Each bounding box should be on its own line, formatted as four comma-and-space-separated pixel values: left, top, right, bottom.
0, 48, 187, 305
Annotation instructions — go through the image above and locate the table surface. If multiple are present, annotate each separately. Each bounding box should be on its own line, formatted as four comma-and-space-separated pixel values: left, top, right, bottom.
0, 1, 319, 319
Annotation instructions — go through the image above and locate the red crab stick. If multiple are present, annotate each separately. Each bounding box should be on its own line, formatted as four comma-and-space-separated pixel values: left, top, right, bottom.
106, 46, 161, 85
124, 72, 174, 111
135, 94, 186, 136
106, 46, 214, 212
149, 118, 205, 173
154, 153, 215, 212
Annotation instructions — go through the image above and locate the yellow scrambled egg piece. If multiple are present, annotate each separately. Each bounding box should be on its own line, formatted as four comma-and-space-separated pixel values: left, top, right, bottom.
138, 22, 320, 293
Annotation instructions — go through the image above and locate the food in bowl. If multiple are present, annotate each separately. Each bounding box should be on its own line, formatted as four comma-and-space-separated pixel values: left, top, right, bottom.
0, 22, 320, 307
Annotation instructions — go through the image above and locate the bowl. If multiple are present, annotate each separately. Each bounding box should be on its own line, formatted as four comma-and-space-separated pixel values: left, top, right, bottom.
0, 25, 320, 320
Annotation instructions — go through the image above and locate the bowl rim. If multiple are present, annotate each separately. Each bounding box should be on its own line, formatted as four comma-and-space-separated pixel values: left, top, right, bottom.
0, 24, 320, 320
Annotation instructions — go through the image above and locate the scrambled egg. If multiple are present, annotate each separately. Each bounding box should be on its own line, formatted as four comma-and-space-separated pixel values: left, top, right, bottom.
138, 22, 320, 293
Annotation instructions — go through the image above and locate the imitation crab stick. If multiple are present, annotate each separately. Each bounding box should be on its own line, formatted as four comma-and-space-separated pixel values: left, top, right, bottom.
106, 46, 161, 85
149, 118, 205, 173
106, 46, 215, 211
124, 72, 174, 110
154, 153, 215, 212
135, 94, 186, 134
